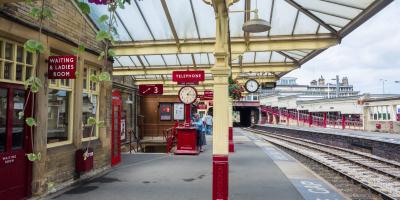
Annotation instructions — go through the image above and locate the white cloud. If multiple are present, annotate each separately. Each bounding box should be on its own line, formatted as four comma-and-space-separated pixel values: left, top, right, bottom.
286, 1, 400, 94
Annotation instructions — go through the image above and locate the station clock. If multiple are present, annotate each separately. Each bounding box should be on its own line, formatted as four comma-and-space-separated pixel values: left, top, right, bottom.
245, 79, 260, 93
178, 86, 198, 104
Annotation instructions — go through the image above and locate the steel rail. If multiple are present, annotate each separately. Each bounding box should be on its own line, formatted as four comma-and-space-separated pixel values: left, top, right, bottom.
244, 128, 400, 199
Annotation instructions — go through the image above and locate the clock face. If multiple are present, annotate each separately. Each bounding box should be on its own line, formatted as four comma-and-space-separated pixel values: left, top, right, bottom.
178, 86, 198, 104
245, 79, 259, 93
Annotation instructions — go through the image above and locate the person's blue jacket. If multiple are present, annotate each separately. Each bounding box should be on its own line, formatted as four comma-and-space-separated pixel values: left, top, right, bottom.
193, 118, 203, 131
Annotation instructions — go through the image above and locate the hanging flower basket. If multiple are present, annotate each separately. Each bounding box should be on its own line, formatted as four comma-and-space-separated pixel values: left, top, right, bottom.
228, 76, 244, 100
75, 148, 94, 172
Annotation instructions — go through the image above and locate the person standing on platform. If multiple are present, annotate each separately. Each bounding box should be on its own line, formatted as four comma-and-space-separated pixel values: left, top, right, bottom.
204, 110, 213, 135
193, 113, 206, 152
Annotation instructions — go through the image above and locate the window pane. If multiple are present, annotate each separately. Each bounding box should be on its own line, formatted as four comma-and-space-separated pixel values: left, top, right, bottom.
12, 90, 25, 150
26, 52, 33, 65
16, 64, 23, 81
16, 46, 23, 63
0, 88, 7, 152
82, 93, 97, 138
0, 40, 3, 58
47, 89, 70, 144
83, 68, 87, 90
5, 43, 13, 60
26, 67, 32, 80
90, 70, 97, 91
4, 62, 12, 80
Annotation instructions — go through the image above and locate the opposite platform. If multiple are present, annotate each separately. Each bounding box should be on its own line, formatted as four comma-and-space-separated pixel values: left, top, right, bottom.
48, 128, 344, 200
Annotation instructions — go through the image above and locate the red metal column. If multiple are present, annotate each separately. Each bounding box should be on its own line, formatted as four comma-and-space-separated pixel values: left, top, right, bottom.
342, 114, 346, 129
323, 112, 327, 128
308, 112, 313, 127
185, 104, 191, 126
229, 127, 234, 152
213, 155, 228, 200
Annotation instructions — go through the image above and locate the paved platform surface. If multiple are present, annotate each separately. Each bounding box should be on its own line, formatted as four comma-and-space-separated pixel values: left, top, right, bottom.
259, 124, 400, 144
49, 128, 345, 200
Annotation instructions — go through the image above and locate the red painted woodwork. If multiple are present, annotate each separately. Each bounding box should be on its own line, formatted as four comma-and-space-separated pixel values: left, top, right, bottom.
229, 127, 234, 153
213, 155, 228, 200
111, 90, 122, 166
75, 148, 93, 172
174, 127, 198, 155
47, 55, 77, 79
0, 83, 32, 200
323, 113, 327, 128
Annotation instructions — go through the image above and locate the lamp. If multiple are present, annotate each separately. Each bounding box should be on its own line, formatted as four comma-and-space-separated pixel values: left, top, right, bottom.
242, 9, 271, 33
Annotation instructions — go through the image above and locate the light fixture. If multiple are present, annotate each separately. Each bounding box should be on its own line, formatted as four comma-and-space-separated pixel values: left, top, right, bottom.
242, 9, 271, 33
125, 96, 133, 104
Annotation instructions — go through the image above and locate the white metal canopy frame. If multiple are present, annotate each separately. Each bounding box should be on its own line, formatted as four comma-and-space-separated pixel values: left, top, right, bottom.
84, 0, 392, 87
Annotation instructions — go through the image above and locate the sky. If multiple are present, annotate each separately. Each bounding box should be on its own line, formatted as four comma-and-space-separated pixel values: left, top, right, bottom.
286, 1, 400, 95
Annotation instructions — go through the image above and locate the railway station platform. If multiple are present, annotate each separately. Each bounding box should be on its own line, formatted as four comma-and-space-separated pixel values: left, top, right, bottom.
48, 128, 344, 200
256, 124, 400, 144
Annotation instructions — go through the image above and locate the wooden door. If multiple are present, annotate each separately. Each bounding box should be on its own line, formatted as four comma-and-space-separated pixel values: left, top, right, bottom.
111, 90, 122, 166
0, 83, 32, 199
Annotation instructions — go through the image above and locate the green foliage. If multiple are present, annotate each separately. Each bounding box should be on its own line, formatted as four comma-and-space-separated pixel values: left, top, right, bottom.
98, 51, 105, 61
97, 121, 105, 128
78, 2, 91, 15
97, 15, 109, 24
26, 153, 41, 162
87, 117, 97, 126
72, 44, 85, 55
24, 40, 45, 54
29, 7, 53, 20
18, 112, 24, 120
25, 117, 37, 127
75, 71, 80, 78
96, 30, 112, 42
25, 76, 43, 93
90, 74, 99, 83
98, 72, 111, 81
107, 49, 116, 57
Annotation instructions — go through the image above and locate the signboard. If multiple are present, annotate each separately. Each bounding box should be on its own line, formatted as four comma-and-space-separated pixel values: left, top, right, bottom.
160, 103, 172, 121
139, 84, 163, 95
173, 103, 185, 120
200, 95, 213, 100
261, 82, 277, 89
197, 104, 207, 110
209, 101, 213, 106
204, 90, 213, 97
48, 55, 77, 79
172, 71, 205, 84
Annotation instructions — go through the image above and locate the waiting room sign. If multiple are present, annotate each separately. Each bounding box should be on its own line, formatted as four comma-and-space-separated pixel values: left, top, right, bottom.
48, 55, 77, 79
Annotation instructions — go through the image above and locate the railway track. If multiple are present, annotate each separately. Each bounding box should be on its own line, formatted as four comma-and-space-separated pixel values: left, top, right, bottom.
244, 128, 400, 200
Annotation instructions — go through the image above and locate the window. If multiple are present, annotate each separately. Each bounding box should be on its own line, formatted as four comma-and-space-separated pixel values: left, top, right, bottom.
369, 105, 392, 121
47, 53, 74, 148
0, 89, 7, 152
0, 38, 35, 83
82, 66, 100, 141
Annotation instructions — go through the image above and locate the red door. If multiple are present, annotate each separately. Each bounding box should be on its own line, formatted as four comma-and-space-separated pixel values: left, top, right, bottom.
0, 83, 32, 200
111, 90, 122, 166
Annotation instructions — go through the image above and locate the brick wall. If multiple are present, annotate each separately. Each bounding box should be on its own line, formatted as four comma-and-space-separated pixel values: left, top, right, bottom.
1, 0, 102, 52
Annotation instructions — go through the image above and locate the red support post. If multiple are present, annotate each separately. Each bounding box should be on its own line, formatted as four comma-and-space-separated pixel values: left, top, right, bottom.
229, 127, 234, 153
308, 112, 313, 127
185, 104, 191, 126
342, 114, 346, 129
213, 155, 228, 200
323, 112, 327, 128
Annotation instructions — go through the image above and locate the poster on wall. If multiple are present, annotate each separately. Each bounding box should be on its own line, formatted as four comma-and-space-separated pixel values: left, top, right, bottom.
174, 103, 185, 120
397, 105, 400, 121
160, 103, 172, 121
121, 119, 126, 140
233, 111, 241, 123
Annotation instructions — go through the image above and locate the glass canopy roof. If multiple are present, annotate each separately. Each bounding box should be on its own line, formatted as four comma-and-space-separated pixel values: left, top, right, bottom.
86, 0, 392, 81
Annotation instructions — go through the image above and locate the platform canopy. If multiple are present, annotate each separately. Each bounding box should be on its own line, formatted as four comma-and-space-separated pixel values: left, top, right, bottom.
85, 0, 391, 88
